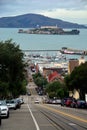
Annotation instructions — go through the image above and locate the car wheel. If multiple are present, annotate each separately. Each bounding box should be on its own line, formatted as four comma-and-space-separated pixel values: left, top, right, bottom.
81, 105, 84, 108
7, 111, 9, 118
14, 107, 17, 110
70, 103, 73, 108
75, 104, 78, 108
0, 118, 1, 126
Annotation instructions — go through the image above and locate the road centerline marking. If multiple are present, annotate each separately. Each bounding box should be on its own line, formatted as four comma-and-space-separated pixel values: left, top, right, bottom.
27, 104, 40, 130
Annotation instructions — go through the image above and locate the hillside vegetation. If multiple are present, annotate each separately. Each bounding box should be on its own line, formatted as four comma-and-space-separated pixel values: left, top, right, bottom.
0, 13, 86, 28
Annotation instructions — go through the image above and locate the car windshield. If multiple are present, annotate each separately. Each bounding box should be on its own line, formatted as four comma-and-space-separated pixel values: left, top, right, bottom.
6, 99, 16, 104
10, 100, 17, 103
0, 100, 6, 106
11, 101, 15, 103
78, 100, 85, 103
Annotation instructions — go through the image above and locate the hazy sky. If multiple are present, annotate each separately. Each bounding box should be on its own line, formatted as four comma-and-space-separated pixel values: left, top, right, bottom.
0, 0, 87, 24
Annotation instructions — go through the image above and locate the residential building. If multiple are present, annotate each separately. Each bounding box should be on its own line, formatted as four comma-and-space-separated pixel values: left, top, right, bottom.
68, 59, 79, 74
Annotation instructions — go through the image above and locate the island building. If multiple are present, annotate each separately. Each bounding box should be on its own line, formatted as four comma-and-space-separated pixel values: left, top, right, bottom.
40, 25, 58, 29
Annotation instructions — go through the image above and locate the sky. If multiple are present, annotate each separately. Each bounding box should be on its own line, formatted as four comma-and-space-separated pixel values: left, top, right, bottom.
0, 0, 87, 24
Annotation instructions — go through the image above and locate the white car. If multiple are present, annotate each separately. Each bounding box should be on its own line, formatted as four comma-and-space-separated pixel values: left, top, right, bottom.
0, 108, 1, 125
0, 100, 9, 118
6, 99, 19, 110
34, 99, 40, 104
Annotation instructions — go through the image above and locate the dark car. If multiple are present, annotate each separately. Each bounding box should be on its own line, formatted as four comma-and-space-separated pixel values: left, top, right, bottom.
61, 97, 74, 107
70, 98, 77, 108
15, 99, 21, 108
75, 100, 86, 108
27, 92, 31, 96
61, 98, 67, 106
16, 98, 24, 105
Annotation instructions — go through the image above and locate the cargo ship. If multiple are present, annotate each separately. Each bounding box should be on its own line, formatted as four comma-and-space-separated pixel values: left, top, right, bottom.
60, 47, 87, 55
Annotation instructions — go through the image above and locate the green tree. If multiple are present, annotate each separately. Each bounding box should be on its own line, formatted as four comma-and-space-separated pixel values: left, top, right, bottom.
33, 72, 41, 79
65, 62, 87, 99
46, 81, 68, 98
33, 73, 48, 89
0, 39, 26, 98
0, 81, 9, 98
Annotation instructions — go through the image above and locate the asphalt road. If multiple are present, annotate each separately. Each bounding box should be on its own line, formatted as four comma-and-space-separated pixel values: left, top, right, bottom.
1, 95, 87, 130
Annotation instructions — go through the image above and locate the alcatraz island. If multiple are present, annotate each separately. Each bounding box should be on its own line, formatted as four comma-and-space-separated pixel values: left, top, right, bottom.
18, 26, 80, 35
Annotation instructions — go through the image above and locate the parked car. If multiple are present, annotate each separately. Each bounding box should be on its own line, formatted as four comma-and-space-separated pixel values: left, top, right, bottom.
61, 97, 75, 107
75, 100, 86, 108
0, 108, 1, 126
16, 98, 24, 104
51, 99, 61, 104
6, 99, 21, 110
45, 99, 53, 104
15, 99, 21, 108
70, 99, 86, 108
70, 99, 77, 108
0, 100, 9, 118
61, 98, 68, 106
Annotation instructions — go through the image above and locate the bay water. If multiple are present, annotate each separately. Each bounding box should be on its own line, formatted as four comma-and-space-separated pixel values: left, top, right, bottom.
0, 28, 87, 60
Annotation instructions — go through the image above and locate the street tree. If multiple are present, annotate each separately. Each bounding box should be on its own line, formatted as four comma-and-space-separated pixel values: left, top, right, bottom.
46, 81, 68, 98
65, 62, 87, 99
0, 39, 26, 98
33, 72, 48, 89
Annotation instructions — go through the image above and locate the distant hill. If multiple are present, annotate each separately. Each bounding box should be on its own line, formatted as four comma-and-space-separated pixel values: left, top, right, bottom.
0, 13, 86, 28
